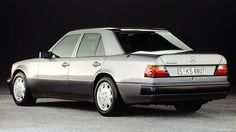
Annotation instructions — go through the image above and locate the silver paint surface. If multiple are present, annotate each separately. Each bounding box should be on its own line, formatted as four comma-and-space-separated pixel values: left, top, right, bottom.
9, 28, 229, 104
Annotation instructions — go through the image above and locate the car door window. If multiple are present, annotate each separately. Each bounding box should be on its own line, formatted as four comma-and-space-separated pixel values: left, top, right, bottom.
77, 33, 103, 57
52, 34, 80, 58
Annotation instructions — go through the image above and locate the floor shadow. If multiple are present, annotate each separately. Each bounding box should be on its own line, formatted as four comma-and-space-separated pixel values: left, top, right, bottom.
118, 105, 201, 117
36, 101, 96, 112
35, 100, 201, 117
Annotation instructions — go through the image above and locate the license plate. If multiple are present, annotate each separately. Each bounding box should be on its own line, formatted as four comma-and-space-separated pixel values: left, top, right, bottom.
177, 67, 205, 76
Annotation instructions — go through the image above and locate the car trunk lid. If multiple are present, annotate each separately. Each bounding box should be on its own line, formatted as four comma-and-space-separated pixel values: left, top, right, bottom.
132, 50, 223, 77
160, 52, 222, 77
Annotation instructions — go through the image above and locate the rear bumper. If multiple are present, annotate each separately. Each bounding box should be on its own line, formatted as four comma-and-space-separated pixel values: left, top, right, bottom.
117, 81, 230, 104
140, 81, 230, 95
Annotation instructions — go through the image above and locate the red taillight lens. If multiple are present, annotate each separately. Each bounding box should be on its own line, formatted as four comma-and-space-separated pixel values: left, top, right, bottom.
214, 64, 228, 76
144, 65, 169, 78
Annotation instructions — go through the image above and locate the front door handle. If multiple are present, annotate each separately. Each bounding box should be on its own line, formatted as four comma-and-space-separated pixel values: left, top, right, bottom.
61, 62, 69, 67
92, 62, 101, 67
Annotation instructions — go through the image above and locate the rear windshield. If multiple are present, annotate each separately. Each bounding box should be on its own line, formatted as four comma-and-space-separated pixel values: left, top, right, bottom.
115, 31, 189, 54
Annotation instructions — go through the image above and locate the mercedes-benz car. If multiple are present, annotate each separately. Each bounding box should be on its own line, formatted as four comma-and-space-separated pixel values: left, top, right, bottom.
7, 27, 230, 116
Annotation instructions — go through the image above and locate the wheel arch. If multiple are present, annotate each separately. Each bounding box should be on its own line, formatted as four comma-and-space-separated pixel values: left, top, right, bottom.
12, 69, 25, 78
92, 73, 124, 103
93, 73, 115, 92
12, 64, 28, 79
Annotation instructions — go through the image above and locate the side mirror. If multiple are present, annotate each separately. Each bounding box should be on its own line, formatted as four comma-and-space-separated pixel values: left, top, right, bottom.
39, 51, 52, 58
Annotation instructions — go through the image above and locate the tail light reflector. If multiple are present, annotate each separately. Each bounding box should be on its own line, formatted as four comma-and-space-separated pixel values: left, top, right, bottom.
214, 64, 228, 76
144, 65, 169, 78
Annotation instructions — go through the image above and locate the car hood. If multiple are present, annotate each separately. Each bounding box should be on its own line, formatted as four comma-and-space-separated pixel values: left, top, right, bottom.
13, 58, 40, 65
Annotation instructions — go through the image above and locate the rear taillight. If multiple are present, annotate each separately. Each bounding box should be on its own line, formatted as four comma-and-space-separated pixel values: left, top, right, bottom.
144, 65, 169, 78
214, 64, 228, 76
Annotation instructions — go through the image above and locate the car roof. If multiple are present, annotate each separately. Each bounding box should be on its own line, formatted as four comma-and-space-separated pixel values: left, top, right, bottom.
68, 27, 168, 34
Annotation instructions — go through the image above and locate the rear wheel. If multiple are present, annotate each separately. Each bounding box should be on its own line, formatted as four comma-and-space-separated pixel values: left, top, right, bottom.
174, 101, 203, 113
12, 72, 36, 106
94, 77, 121, 116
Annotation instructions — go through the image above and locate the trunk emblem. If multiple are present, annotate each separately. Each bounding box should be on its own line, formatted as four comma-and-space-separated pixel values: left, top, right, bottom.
190, 56, 196, 63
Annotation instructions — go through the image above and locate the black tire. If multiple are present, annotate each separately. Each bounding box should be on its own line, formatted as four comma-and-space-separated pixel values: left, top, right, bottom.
94, 77, 121, 116
12, 72, 36, 106
174, 101, 203, 113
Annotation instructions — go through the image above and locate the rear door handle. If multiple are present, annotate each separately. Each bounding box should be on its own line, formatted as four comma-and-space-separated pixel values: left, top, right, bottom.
92, 62, 101, 67
61, 62, 69, 67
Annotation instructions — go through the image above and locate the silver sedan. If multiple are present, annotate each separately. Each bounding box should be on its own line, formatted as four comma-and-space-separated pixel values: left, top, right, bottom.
7, 27, 230, 116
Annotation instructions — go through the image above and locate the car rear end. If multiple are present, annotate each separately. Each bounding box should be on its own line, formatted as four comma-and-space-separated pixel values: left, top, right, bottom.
113, 28, 230, 105
140, 53, 230, 103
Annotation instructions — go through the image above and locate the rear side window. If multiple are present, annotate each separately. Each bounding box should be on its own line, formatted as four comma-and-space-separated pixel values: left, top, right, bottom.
52, 34, 80, 57
115, 31, 181, 54
77, 33, 105, 57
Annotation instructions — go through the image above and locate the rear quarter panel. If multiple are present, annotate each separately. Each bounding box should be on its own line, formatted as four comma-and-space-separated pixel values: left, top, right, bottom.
101, 54, 163, 104
101, 55, 157, 84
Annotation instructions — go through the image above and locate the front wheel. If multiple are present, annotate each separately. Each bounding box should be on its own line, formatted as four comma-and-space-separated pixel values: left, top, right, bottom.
12, 72, 36, 106
94, 77, 121, 116
174, 101, 203, 113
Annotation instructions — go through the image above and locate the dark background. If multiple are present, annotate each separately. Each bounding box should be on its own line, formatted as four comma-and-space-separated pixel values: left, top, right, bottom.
1, 0, 235, 91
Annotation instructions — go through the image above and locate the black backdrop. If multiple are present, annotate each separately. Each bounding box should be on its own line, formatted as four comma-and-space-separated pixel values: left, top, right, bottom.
1, 0, 235, 91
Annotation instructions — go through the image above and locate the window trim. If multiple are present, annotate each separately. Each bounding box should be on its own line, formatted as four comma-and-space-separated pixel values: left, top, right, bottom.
71, 33, 84, 57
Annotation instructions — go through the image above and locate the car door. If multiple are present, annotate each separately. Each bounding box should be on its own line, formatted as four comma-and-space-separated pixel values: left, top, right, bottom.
37, 34, 81, 94
69, 33, 106, 101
